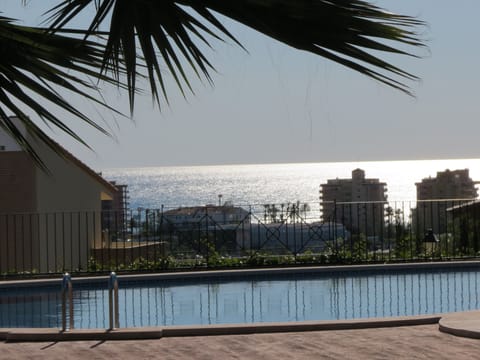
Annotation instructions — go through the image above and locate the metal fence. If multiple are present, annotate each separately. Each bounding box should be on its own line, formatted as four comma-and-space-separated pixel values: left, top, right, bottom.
1, 199, 480, 277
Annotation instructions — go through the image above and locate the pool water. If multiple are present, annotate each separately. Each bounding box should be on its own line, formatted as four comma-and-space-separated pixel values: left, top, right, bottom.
1, 267, 480, 329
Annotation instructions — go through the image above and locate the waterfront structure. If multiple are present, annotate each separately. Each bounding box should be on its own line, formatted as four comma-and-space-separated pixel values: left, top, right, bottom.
320, 169, 387, 237
0, 116, 118, 272
163, 204, 251, 227
414, 169, 479, 233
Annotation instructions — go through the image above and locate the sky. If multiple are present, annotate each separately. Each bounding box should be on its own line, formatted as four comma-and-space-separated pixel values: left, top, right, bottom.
3, 1, 480, 169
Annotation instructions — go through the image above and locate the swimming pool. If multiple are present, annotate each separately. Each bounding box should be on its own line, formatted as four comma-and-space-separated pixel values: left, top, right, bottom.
1, 263, 480, 329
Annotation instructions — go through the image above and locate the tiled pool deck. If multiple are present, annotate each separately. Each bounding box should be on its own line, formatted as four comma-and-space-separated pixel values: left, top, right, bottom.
0, 315, 441, 341
1, 315, 480, 360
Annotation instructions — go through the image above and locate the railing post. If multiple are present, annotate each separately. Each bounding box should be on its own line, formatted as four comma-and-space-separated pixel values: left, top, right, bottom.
61, 272, 73, 331
108, 271, 119, 329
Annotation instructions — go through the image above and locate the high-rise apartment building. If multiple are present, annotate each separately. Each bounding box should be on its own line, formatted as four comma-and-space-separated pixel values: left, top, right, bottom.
414, 169, 479, 233
416, 169, 478, 200
320, 169, 387, 237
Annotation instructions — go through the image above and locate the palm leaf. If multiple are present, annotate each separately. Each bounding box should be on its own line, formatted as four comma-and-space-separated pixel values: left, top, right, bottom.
46, 0, 425, 113
4, 1, 425, 167
0, 16, 123, 169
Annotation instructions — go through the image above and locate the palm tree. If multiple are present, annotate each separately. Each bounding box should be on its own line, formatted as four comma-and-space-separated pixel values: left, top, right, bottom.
1, 1, 425, 166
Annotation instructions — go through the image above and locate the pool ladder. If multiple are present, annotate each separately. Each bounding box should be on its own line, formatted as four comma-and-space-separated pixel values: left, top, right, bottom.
61, 272, 120, 331
108, 272, 120, 330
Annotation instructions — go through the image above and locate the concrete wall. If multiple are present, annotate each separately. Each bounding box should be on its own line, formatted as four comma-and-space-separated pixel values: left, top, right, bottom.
0, 152, 36, 213
35, 147, 107, 213
0, 211, 96, 274
32, 142, 114, 271
0, 213, 40, 274
0, 123, 37, 273
0, 136, 115, 273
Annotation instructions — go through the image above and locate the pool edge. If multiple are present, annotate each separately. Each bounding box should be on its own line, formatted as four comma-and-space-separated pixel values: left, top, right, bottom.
2, 260, 480, 288
439, 310, 480, 339
1, 315, 441, 342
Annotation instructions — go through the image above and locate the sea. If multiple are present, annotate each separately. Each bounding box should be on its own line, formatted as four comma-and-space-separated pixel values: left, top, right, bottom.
102, 158, 480, 211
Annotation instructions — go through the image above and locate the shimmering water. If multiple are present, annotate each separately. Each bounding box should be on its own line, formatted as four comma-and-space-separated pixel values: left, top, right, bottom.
1, 267, 480, 328
102, 159, 480, 210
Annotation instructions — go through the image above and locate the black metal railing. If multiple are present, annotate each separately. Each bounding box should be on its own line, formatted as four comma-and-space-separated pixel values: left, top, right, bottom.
1, 199, 480, 277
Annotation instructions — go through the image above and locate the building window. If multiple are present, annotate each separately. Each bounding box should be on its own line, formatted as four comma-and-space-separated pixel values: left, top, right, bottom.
0, 145, 5, 151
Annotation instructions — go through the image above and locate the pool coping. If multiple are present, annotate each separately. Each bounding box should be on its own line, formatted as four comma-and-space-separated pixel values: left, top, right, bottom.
1, 315, 441, 342
1, 260, 480, 288
439, 310, 480, 339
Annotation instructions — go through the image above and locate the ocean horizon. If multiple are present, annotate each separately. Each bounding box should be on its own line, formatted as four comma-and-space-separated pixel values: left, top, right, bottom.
103, 158, 480, 211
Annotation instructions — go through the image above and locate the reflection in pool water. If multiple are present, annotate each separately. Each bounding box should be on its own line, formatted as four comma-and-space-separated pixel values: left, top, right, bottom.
1, 268, 479, 329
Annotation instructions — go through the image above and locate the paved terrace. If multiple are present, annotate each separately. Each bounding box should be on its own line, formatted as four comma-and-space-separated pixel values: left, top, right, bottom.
1, 312, 480, 359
